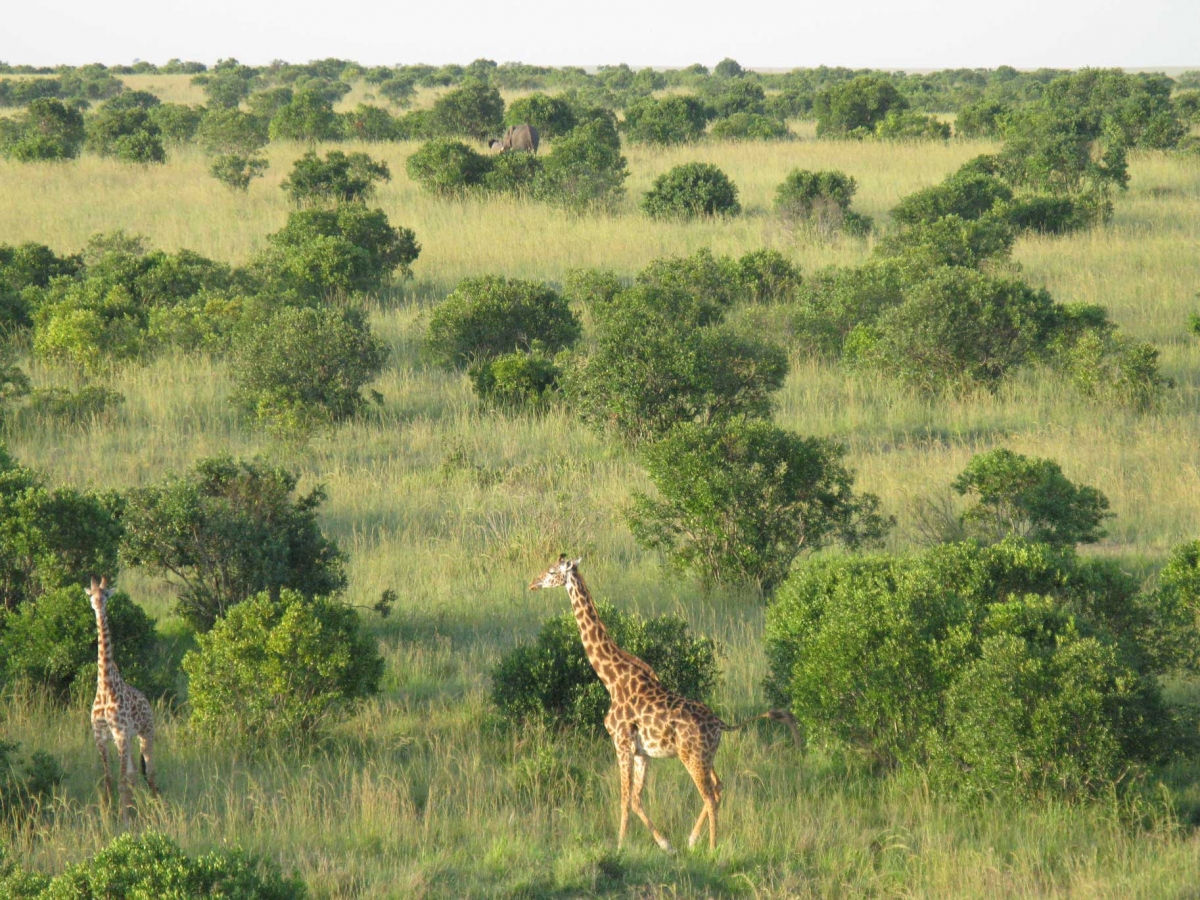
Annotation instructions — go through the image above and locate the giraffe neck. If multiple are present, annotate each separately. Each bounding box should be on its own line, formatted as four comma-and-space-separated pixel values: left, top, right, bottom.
565, 571, 623, 688
94, 605, 123, 697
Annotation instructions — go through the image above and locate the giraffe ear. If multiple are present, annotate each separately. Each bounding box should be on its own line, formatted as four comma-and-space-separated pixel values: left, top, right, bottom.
99, 576, 109, 590
570, 557, 583, 568
90, 576, 99, 591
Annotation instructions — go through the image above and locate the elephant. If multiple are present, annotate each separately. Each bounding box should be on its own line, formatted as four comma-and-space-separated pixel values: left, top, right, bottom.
493, 123, 540, 154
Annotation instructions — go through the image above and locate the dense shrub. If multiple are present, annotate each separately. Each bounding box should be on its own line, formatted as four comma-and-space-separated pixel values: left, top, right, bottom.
268, 89, 341, 142
1, 832, 306, 899
193, 63, 259, 109
209, 153, 268, 191
874, 110, 950, 141
85, 105, 165, 163
481, 152, 544, 195
195, 107, 267, 155
630, 420, 890, 591
641, 162, 740, 220
634, 248, 742, 320
565, 290, 787, 444
774, 169, 871, 235
491, 600, 718, 732
764, 540, 1174, 793
340, 104, 399, 142
147, 102, 204, 144
468, 347, 563, 411
1050, 312, 1167, 410
814, 75, 907, 138
17, 386, 123, 428
846, 267, 1057, 391
121, 456, 347, 630
536, 120, 629, 211
255, 205, 420, 299
183, 589, 382, 743
705, 80, 766, 118
428, 79, 504, 141
405, 139, 491, 194
736, 249, 802, 304
0, 740, 63, 820
281, 150, 390, 205
709, 113, 790, 141
1146, 541, 1200, 673
890, 172, 1014, 226
563, 267, 624, 308
874, 214, 1016, 269
0, 99, 85, 161
0, 585, 162, 703
621, 95, 710, 145
426, 276, 580, 368
952, 448, 1111, 547
230, 305, 389, 437
954, 99, 1010, 138
504, 93, 577, 139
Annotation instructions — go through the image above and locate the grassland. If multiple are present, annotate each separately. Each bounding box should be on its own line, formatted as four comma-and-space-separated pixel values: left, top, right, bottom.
2, 96, 1200, 896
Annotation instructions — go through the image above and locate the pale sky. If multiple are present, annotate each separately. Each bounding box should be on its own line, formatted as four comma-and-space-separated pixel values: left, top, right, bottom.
5, 0, 1198, 71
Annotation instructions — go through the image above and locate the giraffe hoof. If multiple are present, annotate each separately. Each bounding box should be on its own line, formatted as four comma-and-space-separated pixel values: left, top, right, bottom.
657, 837, 675, 854
688, 833, 700, 850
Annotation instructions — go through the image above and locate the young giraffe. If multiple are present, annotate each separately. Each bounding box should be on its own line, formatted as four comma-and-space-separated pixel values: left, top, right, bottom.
529, 555, 799, 851
87, 576, 158, 823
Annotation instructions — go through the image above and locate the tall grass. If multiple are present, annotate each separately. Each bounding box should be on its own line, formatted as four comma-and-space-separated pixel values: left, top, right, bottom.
2, 113, 1200, 897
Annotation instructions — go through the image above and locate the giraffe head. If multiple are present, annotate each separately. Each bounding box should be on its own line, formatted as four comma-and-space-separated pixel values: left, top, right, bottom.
528, 554, 582, 591
86, 576, 113, 614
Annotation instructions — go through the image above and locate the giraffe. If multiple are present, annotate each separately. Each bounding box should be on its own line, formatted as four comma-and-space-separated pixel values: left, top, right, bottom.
87, 576, 158, 823
529, 555, 799, 851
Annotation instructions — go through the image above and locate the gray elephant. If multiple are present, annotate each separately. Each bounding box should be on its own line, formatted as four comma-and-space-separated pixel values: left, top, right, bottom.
491, 123, 540, 154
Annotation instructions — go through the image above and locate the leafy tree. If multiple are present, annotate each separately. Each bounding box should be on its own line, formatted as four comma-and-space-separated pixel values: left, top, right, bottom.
1051, 318, 1167, 411
955, 99, 1010, 138
491, 600, 718, 732
468, 346, 563, 411
629, 420, 890, 590
736, 249, 802, 304
428, 79, 504, 141
246, 86, 294, 121
641, 162, 740, 219
535, 119, 628, 211
814, 75, 908, 138
621, 95, 709, 145
714, 58, 745, 79
268, 90, 341, 142
405, 139, 491, 194
0, 241, 80, 291
952, 448, 1111, 547
874, 110, 950, 141
634, 248, 742, 321
874, 214, 1016, 269
195, 107, 268, 155
85, 104, 165, 163
121, 456, 347, 630
281, 150, 390, 205
890, 171, 1014, 226
709, 113, 790, 140
192, 61, 259, 109
378, 76, 416, 108
1145, 541, 1200, 673
774, 168, 871, 235
147, 102, 204, 144
0, 99, 85, 161
255, 205, 420, 299
426, 276, 580, 368
504, 93, 577, 138
230, 305, 389, 437
209, 153, 268, 191
340, 104, 398, 141
706, 80, 766, 118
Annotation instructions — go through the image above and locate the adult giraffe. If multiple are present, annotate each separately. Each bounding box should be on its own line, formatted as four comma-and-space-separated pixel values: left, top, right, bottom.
528, 555, 798, 851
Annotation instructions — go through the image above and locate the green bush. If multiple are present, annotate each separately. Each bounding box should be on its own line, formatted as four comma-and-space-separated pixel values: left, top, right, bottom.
641, 162, 740, 220
764, 540, 1174, 791
230, 305, 389, 437
3, 831, 305, 899
621, 95, 709, 145
183, 589, 382, 743
0, 241, 80, 291
121, 455, 347, 631
563, 267, 624, 308
0, 740, 63, 820
736, 249, 802, 304
846, 267, 1057, 391
491, 600, 718, 732
281, 150, 390, 205
774, 168, 871, 235
147, 102, 204, 144
874, 110, 950, 141
0, 99, 85, 161
954, 99, 1010, 139
426, 276, 580, 369
85, 104, 165, 163
268, 90, 340, 142
428, 79, 504, 141
340, 104, 399, 142
468, 347, 563, 411
634, 247, 742, 321
481, 152, 543, 195
504, 93, 577, 139
1145, 541, 1200, 673
565, 285, 788, 444
629, 420, 890, 591
536, 120, 628, 211
705, 80, 765, 118
998, 192, 1093, 234
1050, 319, 1167, 410
952, 448, 1111, 547
0, 585, 162, 703
255, 205, 420, 299
814, 75, 907, 138
208, 153, 268, 191
195, 107, 267, 155
874, 214, 1016, 269
890, 172, 1013, 226
19, 385, 124, 427
405, 139, 491, 195
709, 113, 789, 141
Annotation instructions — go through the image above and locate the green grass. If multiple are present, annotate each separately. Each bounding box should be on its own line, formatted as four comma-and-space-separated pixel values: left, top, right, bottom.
2, 113, 1200, 897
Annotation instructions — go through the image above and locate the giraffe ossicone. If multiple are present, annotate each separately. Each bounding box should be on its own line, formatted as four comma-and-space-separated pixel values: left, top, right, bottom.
528, 555, 799, 851
88, 575, 158, 825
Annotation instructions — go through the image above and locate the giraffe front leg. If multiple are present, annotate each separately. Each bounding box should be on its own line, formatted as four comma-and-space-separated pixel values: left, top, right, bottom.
139, 731, 159, 796
92, 717, 112, 803
614, 742, 634, 850
112, 731, 134, 826
631, 754, 673, 853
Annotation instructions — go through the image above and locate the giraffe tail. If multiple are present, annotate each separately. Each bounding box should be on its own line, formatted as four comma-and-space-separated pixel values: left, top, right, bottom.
721, 710, 803, 749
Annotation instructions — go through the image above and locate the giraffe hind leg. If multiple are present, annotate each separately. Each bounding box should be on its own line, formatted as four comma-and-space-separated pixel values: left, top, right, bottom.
684, 757, 720, 850
92, 717, 112, 803
615, 743, 634, 850
631, 754, 673, 853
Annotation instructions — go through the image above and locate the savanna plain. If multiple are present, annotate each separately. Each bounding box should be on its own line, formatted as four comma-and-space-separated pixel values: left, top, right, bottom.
2, 76, 1200, 898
